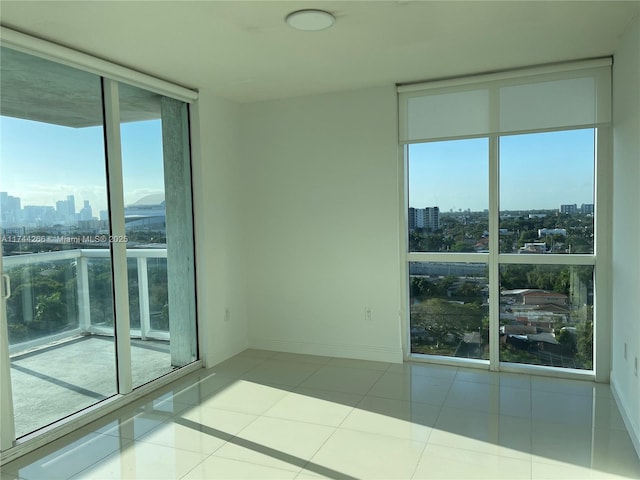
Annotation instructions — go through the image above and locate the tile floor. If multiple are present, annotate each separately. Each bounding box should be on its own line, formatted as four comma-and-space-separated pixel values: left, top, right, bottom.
1, 349, 639, 479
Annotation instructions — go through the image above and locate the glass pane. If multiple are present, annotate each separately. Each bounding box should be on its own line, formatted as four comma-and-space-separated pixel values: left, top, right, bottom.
147, 257, 169, 332
87, 257, 114, 329
0, 47, 116, 437
408, 139, 489, 252
499, 129, 595, 254
119, 83, 196, 388
499, 264, 594, 370
410, 262, 489, 359
127, 258, 141, 330
3, 258, 78, 345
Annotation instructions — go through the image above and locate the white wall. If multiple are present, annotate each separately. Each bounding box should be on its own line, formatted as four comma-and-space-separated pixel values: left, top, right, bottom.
191, 90, 249, 367
239, 86, 403, 362
611, 15, 640, 456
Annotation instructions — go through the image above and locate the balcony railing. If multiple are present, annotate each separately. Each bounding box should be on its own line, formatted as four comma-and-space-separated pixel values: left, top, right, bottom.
3, 248, 168, 355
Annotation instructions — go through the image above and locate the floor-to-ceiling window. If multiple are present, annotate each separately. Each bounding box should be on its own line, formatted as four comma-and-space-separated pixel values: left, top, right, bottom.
408, 138, 489, 361
0, 48, 117, 439
400, 59, 611, 376
0, 42, 198, 452
118, 82, 197, 389
497, 130, 596, 370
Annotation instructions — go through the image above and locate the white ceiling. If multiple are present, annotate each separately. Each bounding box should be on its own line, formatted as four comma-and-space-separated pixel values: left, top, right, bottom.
1, 1, 639, 103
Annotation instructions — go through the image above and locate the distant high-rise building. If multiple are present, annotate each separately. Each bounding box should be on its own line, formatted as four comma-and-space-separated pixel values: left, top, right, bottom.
0, 192, 22, 226
581, 203, 594, 214
67, 195, 76, 215
56, 200, 68, 221
408, 206, 439, 231
424, 207, 440, 230
79, 200, 93, 221
67, 195, 76, 220
560, 204, 578, 214
23, 205, 56, 226
55, 195, 78, 224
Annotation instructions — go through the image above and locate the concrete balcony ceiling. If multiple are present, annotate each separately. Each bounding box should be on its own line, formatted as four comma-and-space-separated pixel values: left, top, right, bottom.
0, 47, 160, 128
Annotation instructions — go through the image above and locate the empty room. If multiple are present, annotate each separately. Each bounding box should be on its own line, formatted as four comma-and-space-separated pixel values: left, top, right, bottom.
0, 1, 639, 479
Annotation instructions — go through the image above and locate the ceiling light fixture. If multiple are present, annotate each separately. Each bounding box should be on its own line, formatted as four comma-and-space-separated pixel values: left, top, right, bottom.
285, 9, 335, 31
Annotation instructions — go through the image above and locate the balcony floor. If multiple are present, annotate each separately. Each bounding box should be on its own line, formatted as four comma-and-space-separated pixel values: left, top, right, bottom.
10, 335, 172, 438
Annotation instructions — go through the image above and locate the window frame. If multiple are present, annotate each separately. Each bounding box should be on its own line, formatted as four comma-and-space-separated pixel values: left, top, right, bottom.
0, 28, 202, 462
398, 62, 612, 382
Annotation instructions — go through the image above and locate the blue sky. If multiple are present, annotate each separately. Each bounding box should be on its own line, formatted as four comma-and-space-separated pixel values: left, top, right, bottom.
0, 116, 164, 214
409, 128, 595, 212
1, 117, 594, 216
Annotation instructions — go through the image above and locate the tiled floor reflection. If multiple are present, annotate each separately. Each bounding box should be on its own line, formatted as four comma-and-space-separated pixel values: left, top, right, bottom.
2, 350, 639, 479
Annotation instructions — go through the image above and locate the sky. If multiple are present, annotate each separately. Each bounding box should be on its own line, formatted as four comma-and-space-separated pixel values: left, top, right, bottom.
1, 116, 594, 216
409, 128, 595, 212
0, 116, 165, 214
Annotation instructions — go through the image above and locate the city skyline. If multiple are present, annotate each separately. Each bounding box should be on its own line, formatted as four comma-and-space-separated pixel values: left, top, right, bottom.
0, 190, 167, 230
2, 115, 595, 216
0, 115, 165, 214
0, 190, 160, 214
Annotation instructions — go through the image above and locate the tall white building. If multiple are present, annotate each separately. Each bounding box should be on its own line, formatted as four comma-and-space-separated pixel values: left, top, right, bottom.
560, 203, 578, 214
408, 206, 439, 231
581, 203, 595, 214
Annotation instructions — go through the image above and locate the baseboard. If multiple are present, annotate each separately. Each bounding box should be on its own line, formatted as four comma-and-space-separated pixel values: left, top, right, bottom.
248, 337, 403, 363
610, 371, 640, 460
206, 342, 249, 369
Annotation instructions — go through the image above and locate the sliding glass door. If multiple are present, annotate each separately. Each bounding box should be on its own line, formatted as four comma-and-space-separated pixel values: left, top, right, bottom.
0, 48, 117, 438
118, 82, 197, 389
0, 46, 197, 446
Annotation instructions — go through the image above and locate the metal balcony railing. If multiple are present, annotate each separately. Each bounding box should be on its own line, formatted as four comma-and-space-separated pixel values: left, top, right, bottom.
3, 248, 168, 355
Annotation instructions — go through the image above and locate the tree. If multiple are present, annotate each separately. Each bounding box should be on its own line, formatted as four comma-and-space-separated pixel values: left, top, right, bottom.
411, 298, 485, 351
34, 292, 66, 331
410, 276, 429, 300
500, 264, 529, 290
88, 260, 115, 326
6, 262, 76, 340
576, 322, 593, 369
452, 282, 482, 304
552, 268, 571, 294
556, 328, 577, 355
148, 260, 169, 330
408, 230, 425, 251
451, 240, 474, 252
518, 230, 537, 247
412, 299, 460, 348
409, 230, 445, 252
526, 266, 555, 291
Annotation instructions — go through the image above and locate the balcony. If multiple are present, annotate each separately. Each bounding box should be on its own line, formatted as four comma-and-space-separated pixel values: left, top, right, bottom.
3, 248, 174, 438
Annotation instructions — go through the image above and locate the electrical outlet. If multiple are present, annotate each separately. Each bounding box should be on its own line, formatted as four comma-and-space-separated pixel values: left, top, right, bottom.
365, 307, 373, 321
224, 308, 230, 322
624, 342, 628, 360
